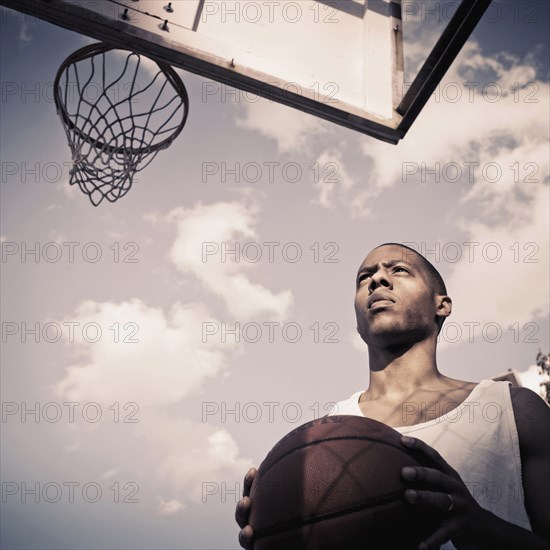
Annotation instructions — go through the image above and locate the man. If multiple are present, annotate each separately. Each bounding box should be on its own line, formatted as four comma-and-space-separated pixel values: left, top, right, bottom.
236, 243, 550, 549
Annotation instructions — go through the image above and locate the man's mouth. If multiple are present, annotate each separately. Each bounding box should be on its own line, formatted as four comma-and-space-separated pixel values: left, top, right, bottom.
367, 293, 395, 309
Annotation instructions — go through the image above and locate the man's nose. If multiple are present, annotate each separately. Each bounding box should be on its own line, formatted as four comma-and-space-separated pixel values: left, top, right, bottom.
367, 267, 392, 292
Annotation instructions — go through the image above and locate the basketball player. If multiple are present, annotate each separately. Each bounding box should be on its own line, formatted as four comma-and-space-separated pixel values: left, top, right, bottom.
235, 243, 550, 549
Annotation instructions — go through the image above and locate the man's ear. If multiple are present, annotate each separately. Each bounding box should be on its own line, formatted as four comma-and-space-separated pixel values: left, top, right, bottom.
435, 295, 452, 319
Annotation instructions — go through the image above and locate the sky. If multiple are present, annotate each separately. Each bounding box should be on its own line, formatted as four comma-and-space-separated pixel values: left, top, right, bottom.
1, 1, 549, 549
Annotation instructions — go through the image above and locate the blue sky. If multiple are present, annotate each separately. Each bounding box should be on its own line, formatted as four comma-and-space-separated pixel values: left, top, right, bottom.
1, 1, 549, 548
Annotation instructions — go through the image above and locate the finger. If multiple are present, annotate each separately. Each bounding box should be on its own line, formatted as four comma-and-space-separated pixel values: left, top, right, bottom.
404, 489, 455, 512
243, 467, 257, 497
401, 436, 457, 476
417, 523, 454, 550
238, 525, 254, 549
401, 466, 458, 492
235, 496, 251, 528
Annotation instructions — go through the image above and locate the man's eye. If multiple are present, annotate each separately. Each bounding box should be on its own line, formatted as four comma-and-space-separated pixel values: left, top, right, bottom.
358, 274, 370, 283
393, 266, 408, 273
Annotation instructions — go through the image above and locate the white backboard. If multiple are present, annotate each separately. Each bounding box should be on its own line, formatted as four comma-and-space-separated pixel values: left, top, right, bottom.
1, 0, 493, 143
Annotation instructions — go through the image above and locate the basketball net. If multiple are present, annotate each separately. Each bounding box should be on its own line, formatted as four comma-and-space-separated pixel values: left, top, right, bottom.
54, 43, 189, 205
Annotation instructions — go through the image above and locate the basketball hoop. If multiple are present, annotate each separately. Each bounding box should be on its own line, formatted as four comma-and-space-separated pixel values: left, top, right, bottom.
54, 43, 189, 205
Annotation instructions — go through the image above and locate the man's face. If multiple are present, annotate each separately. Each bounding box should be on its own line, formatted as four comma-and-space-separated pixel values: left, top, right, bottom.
354, 245, 443, 347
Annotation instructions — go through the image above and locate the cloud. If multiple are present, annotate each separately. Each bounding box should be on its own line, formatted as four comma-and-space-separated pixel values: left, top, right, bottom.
19, 22, 32, 44
55, 298, 237, 406
144, 412, 251, 503
517, 364, 547, 398
260, 37, 542, 218
54, 298, 251, 507
311, 149, 356, 210
442, 182, 548, 326
47, 230, 66, 244
52, 205, 289, 510
100, 468, 118, 480
168, 201, 293, 321
235, 98, 329, 154
350, 41, 549, 211
157, 498, 186, 515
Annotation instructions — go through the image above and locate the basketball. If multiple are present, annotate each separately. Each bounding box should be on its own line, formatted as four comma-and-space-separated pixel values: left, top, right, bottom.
249, 415, 445, 550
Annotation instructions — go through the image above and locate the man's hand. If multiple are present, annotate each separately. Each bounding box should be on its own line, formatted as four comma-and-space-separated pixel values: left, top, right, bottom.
400, 435, 497, 550
400, 434, 549, 550
235, 467, 257, 549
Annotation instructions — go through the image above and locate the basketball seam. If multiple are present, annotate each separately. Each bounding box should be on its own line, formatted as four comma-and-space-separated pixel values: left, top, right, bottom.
253, 489, 404, 540
258, 435, 408, 476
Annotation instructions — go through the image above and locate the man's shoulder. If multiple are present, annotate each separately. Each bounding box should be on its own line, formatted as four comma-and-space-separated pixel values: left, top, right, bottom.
509, 386, 549, 417
509, 386, 550, 451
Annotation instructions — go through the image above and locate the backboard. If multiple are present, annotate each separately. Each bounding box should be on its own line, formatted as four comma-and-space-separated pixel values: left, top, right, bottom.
1, 0, 492, 144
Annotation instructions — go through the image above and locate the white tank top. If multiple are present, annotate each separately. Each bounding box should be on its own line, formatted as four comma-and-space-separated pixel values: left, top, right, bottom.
329, 379, 532, 549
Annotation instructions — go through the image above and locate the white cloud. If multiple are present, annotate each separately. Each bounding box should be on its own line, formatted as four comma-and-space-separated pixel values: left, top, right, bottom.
311, 149, 356, 210
143, 212, 160, 225
55, 298, 237, 406
54, 298, 252, 508
441, 182, 549, 344
52, 206, 283, 510
168, 201, 293, 321
235, 99, 329, 154
137, 411, 251, 504
351, 41, 549, 210
517, 365, 547, 398
100, 468, 118, 480
52, 179, 80, 206
19, 21, 32, 44
106, 230, 125, 240
157, 498, 186, 515
47, 230, 66, 244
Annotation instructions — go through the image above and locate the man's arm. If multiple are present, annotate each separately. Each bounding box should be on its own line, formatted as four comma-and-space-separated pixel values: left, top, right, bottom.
510, 386, 550, 538
400, 386, 550, 550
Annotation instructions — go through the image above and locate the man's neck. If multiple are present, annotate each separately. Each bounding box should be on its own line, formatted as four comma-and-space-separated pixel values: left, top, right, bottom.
364, 338, 443, 400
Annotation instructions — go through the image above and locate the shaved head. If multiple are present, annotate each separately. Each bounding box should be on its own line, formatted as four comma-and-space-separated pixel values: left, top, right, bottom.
374, 243, 447, 296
